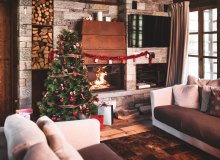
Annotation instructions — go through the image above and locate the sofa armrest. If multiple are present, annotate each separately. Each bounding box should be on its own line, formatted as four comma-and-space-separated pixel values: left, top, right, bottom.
55, 119, 100, 150
150, 86, 173, 109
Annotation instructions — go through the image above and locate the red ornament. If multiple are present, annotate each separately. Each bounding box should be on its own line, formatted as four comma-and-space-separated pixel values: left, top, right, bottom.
51, 117, 57, 121
56, 117, 61, 121
73, 111, 78, 117
64, 81, 67, 85
69, 97, 75, 102
85, 109, 90, 113
59, 98, 65, 103
63, 61, 67, 65
95, 98, 99, 102
72, 73, 78, 77
61, 45, 65, 50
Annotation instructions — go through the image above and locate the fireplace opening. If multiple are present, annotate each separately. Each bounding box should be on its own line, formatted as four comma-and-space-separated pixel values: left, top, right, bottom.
136, 63, 167, 89
87, 64, 124, 92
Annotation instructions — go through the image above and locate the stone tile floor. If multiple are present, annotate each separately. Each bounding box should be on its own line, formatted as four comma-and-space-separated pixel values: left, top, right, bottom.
100, 114, 152, 141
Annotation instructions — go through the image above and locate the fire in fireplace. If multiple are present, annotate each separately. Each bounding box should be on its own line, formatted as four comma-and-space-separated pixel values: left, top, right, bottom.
87, 64, 124, 92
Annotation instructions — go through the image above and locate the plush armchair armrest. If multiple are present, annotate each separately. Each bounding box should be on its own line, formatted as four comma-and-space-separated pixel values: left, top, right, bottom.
55, 119, 100, 150
150, 86, 173, 109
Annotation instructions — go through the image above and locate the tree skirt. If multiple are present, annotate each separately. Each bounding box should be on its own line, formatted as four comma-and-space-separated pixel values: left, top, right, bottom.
102, 127, 218, 160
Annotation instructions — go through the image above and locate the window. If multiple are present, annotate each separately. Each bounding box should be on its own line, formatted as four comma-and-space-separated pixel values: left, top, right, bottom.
188, 8, 217, 79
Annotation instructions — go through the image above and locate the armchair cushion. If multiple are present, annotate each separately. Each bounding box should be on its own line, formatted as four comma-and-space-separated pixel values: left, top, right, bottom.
37, 116, 83, 160
23, 142, 59, 160
4, 114, 47, 160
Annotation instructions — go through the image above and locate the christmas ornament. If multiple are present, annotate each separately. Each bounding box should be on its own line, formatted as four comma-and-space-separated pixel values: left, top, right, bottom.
63, 61, 67, 65
61, 46, 65, 50
64, 81, 67, 85
51, 117, 57, 121
81, 93, 85, 99
94, 59, 98, 63
73, 73, 78, 77
69, 97, 75, 102
56, 117, 61, 121
95, 98, 99, 102
73, 111, 78, 117
59, 98, 65, 103
85, 109, 90, 113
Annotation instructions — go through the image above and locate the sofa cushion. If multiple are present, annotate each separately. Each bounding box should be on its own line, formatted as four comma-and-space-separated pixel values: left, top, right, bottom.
4, 114, 47, 160
208, 88, 220, 117
187, 75, 220, 87
200, 85, 212, 112
37, 116, 83, 160
79, 143, 122, 160
23, 142, 59, 160
154, 105, 220, 149
187, 75, 208, 87
173, 85, 199, 109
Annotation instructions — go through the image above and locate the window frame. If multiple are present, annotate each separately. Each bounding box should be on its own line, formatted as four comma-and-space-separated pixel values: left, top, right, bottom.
188, 6, 218, 79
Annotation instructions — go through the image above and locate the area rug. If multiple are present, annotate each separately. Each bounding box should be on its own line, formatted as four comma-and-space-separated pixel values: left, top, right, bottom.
102, 127, 219, 160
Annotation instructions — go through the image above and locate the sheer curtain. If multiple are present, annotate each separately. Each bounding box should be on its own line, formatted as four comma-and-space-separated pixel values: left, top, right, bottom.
166, 1, 190, 86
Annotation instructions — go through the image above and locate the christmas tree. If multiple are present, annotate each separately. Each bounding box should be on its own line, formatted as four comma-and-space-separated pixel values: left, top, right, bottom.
37, 29, 98, 121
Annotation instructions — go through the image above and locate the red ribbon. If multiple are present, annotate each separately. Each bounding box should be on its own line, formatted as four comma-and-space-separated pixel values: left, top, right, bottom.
49, 50, 154, 64
83, 51, 153, 63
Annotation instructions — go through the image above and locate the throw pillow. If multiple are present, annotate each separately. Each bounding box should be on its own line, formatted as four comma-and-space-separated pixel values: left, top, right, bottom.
208, 88, 220, 117
206, 79, 220, 87
187, 75, 209, 87
200, 85, 212, 112
4, 114, 47, 160
23, 142, 59, 160
36, 116, 83, 160
173, 84, 199, 109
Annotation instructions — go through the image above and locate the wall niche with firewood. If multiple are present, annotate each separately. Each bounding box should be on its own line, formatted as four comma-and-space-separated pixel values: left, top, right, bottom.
32, 0, 53, 69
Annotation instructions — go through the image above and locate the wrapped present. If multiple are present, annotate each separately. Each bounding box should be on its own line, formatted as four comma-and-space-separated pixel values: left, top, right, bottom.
16, 109, 33, 120
90, 115, 104, 129
98, 104, 113, 125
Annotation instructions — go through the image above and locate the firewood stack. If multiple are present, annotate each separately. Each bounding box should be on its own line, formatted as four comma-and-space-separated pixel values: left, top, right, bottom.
32, 0, 53, 26
32, 27, 53, 69
32, 0, 53, 70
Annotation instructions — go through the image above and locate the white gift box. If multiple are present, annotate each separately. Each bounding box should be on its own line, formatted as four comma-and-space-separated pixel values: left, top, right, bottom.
98, 105, 113, 125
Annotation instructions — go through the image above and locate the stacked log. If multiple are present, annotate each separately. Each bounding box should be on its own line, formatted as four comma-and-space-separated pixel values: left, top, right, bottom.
32, 27, 53, 69
32, 0, 53, 26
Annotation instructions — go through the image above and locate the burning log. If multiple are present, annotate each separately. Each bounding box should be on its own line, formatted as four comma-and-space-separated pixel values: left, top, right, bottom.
32, 27, 53, 69
90, 66, 110, 90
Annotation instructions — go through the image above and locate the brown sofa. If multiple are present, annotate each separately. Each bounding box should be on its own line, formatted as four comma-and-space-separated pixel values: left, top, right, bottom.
0, 114, 122, 160
150, 78, 220, 159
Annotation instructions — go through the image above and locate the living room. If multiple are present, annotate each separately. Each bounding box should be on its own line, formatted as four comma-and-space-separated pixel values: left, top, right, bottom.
0, 0, 220, 159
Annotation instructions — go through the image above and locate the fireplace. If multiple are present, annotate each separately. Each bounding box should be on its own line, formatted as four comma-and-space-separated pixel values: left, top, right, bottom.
87, 64, 124, 92
136, 63, 167, 88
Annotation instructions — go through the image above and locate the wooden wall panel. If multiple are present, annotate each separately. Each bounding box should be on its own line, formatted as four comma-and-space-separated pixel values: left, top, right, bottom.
82, 35, 126, 50
82, 20, 125, 35
0, 1, 14, 125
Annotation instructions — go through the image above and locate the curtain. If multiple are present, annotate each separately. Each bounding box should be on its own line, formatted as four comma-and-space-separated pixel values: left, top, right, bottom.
166, 1, 190, 86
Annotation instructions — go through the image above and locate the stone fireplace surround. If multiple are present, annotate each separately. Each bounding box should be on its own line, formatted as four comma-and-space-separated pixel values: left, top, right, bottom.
17, 0, 171, 114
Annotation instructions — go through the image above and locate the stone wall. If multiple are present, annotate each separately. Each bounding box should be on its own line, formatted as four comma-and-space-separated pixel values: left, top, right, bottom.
18, 0, 32, 109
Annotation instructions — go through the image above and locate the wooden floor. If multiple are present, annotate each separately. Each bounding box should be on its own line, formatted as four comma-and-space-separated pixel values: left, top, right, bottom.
101, 114, 152, 141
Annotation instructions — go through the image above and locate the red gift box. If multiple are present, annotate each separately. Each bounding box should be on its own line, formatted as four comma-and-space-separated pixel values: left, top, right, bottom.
90, 115, 104, 129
